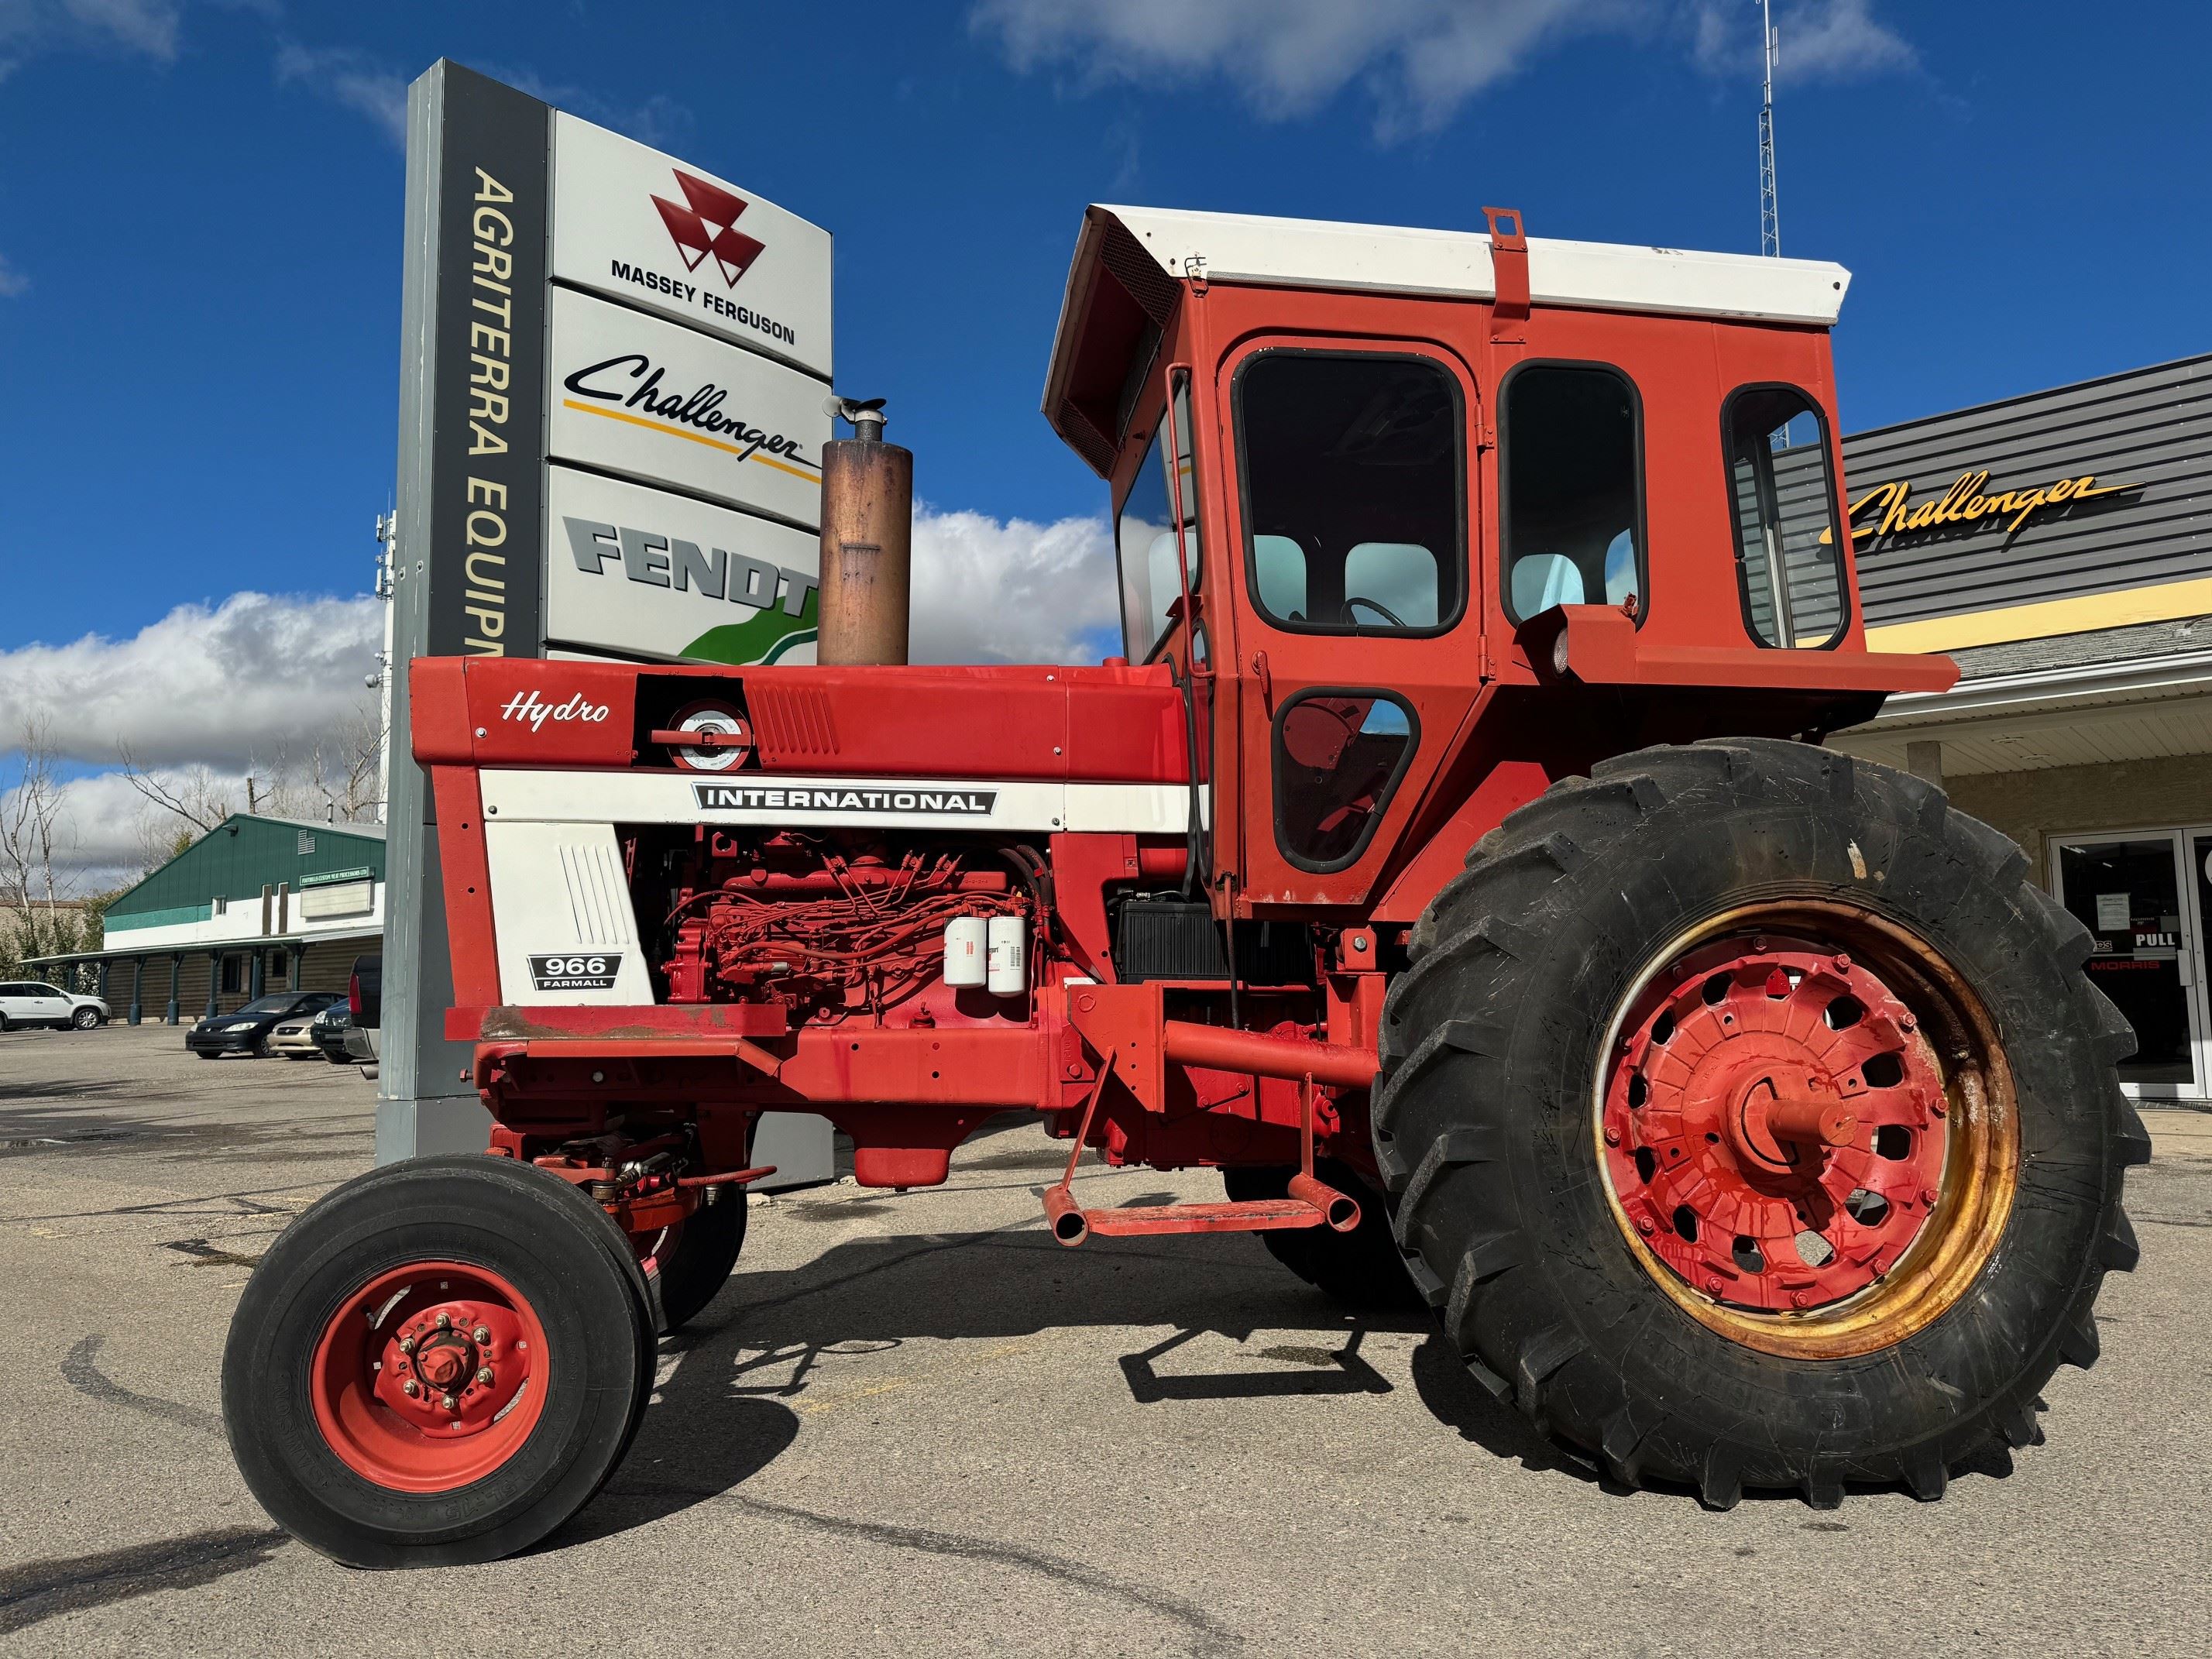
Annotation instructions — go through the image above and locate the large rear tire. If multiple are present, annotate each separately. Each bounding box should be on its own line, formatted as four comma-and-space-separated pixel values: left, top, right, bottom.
223, 1155, 655, 1567
1376, 738, 2148, 1507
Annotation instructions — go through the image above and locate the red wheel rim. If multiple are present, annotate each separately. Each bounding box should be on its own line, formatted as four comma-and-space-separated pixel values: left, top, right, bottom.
310, 1261, 548, 1493
1602, 936, 1952, 1314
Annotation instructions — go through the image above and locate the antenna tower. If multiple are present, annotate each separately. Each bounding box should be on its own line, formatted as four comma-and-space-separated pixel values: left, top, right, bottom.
1758, 0, 1780, 256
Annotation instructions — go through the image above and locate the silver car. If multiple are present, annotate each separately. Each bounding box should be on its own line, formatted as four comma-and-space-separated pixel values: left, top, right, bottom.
0, 981, 109, 1032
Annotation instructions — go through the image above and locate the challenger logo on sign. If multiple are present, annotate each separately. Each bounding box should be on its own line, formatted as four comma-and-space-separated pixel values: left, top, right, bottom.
692, 784, 999, 816
528, 953, 623, 991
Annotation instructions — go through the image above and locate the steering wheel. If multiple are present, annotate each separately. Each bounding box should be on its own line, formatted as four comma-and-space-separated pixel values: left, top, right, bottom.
1345, 595, 1407, 628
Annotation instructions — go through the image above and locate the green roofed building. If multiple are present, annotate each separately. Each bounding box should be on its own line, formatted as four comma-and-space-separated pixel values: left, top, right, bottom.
32, 815, 386, 1027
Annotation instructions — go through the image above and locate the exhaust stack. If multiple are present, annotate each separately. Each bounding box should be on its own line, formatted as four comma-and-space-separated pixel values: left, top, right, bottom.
816, 395, 913, 665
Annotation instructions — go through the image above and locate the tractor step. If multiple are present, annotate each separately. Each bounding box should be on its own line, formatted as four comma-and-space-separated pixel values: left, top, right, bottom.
1042, 1176, 1358, 1248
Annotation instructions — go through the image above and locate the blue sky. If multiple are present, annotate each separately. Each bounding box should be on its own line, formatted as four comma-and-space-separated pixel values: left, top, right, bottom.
2, 0, 2208, 875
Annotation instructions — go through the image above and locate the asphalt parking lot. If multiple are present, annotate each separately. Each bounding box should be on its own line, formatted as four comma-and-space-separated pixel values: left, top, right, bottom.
2, 1022, 2208, 1656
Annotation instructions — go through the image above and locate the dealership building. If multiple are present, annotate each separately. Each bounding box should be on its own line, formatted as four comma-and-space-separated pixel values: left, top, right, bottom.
1832, 352, 2212, 1101
33, 816, 385, 1025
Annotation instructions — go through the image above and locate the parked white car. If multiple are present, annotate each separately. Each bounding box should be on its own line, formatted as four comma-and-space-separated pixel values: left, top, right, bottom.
0, 981, 109, 1031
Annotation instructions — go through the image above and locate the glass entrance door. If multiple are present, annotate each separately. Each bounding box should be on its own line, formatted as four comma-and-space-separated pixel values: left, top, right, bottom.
2053, 833, 2199, 1095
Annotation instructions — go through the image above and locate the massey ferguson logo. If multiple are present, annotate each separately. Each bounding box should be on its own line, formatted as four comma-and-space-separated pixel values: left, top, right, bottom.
651, 170, 764, 288
500, 691, 612, 732
692, 783, 998, 817
528, 953, 622, 992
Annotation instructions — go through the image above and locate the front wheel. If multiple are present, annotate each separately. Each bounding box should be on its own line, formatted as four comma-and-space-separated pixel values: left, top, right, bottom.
223, 1156, 655, 1567
71, 1007, 99, 1030
642, 1190, 748, 1332
1376, 739, 2148, 1507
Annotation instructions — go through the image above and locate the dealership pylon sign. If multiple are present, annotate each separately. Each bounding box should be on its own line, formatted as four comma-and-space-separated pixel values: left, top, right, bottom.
381, 61, 832, 1159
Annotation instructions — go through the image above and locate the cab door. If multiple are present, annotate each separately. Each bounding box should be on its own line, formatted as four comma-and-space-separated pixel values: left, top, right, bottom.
1214, 337, 1482, 908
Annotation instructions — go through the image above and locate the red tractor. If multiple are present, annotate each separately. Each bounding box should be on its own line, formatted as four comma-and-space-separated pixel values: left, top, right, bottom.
224, 204, 2146, 1566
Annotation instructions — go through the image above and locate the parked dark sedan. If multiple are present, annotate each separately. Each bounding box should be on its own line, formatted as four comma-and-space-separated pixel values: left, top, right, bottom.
187, 991, 345, 1059
311, 1001, 354, 1063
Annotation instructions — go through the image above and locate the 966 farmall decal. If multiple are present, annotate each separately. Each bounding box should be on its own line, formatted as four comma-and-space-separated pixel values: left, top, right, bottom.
528, 953, 623, 991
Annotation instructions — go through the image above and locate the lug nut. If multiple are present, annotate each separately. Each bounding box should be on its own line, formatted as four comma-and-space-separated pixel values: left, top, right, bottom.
1636, 1215, 1655, 1235
398, 1336, 416, 1355
404, 1379, 421, 1397
442, 1393, 459, 1412
477, 1367, 494, 1386
472, 1325, 492, 1344
1603, 1126, 1621, 1147
436, 1313, 452, 1331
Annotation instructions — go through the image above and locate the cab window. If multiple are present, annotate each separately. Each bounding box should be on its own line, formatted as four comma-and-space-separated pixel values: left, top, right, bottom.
1500, 363, 1645, 623
1112, 376, 1200, 661
1275, 692, 1417, 870
1725, 384, 1847, 648
1235, 352, 1463, 634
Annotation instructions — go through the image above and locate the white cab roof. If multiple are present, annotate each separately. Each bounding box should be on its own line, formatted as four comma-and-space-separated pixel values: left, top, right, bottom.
1088, 204, 1850, 325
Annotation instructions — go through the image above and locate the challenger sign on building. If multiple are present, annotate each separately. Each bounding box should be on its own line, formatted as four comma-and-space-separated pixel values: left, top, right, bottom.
383, 60, 833, 1160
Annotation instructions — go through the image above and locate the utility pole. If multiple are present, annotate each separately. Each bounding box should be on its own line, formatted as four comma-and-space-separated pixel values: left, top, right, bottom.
1758, 0, 1781, 257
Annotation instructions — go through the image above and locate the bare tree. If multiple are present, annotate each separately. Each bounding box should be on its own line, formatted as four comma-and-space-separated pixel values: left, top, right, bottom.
115, 693, 386, 842
0, 717, 94, 971
116, 744, 238, 834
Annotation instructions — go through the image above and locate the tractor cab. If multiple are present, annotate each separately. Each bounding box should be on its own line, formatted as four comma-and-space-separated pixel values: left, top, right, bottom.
1042, 204, 1953, 915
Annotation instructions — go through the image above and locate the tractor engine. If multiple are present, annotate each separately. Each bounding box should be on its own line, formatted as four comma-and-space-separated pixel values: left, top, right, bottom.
652, 828, 1038, 1024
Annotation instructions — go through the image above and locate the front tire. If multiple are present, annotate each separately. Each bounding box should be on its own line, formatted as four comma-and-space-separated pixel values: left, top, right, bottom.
1376, 738, 2147, 1507
71, 1007, 99, 1030
223, 1156, 655, 1567
644, 1191, 748, 1332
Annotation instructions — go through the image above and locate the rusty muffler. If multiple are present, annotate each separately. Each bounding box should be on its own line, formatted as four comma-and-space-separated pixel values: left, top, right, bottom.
817, 396, 912, 665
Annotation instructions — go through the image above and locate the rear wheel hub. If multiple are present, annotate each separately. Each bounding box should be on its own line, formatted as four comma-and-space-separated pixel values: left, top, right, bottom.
1602, 939, 1950, 1315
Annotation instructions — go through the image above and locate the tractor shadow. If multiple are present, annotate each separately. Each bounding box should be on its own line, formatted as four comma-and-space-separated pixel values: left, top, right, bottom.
543, 1192, 1587, 1549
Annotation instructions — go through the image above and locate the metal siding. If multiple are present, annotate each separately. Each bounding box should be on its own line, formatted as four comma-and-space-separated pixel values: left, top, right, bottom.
105, 819, 388, 925
1846, 355, 2212, 629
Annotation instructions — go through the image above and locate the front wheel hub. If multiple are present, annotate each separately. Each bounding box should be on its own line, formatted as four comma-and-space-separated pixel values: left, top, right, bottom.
1602, 937, 1953, 1316
311, 1262, 545, 1492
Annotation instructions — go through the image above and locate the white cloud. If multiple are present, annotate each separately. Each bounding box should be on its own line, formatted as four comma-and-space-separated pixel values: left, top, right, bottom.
0, 252, 27, 297
1692, 0, 1914, 81
2, 766, 192, 888
273, 40, 408, 148
486, 65, 693, 150
0, 590, 383, 771
0, 0, 181, 66
910, 503, 1119, 665
974, 0, 1914, 134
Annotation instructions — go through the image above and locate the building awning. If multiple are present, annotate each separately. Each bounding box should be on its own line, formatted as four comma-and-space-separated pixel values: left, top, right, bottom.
24, 926, 382, 968
1832, 648, 2212, 776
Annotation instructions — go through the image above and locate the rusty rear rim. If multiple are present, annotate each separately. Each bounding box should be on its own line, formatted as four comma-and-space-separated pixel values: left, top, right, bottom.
309, 1260, 547, 1493
1594, 902, 2020, 1360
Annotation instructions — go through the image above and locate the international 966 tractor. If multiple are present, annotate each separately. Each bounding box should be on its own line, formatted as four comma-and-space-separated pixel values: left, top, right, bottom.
224, 204, 2146, 1567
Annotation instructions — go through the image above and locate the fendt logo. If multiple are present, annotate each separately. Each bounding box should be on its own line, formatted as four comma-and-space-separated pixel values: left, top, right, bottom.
651, 170, 764, 289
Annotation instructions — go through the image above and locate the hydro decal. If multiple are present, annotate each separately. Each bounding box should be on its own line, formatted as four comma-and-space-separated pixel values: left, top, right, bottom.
527, 953, 623, 991
692, 783, 998, 816
424, 67, 549, 658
